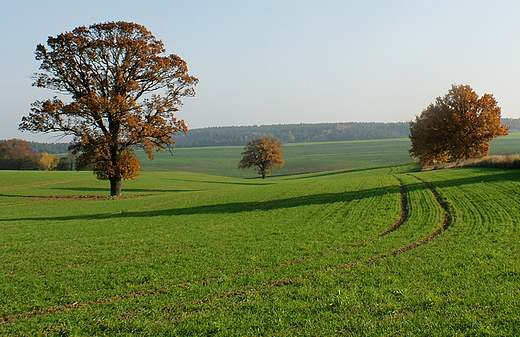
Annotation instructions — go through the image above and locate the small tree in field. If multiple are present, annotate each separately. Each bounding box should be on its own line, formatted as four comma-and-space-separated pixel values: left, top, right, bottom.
409, 84, 509, 167
239, 137, 285, 179
19, 21, 198, 196
39, 152, 60, 171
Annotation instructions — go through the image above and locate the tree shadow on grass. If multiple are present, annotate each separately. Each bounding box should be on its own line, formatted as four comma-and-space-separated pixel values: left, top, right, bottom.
285, 164, 421, 180
168, 178, 273, 186
1, 184, 403, 222
2, 169, 516, 223
49, 187, 200, 194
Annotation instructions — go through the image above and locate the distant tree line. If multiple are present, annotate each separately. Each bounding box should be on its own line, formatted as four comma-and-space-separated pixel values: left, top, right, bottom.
0, 140, 70, 155
6, 119, 520, 155
0, 139, 75, 170
174, 122, 411, 148
174, 119, 520, 148
28, 142, 70, 154
502, 118, 520, 133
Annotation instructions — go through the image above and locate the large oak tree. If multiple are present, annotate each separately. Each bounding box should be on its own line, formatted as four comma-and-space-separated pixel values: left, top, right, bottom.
238, 137, 285, 178
20, 21, 198, 196
409, 84, 509, 167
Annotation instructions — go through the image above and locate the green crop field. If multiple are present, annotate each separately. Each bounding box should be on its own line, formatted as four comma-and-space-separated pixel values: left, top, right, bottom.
137, 133, 520, 178
137, 138, 415, 178
1, 151, 520, 335
1, 135, 520, 335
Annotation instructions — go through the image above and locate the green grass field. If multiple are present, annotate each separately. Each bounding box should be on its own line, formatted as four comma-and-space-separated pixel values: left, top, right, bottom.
1, 135, 520, 335
138, 133, 520, 178
138, 138, 415, 178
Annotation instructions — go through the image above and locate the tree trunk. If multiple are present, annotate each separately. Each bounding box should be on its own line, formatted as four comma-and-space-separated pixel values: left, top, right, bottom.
110, 177, 122, 197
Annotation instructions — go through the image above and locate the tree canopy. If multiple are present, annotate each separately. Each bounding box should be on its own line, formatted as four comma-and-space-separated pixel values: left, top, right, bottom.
39, 152, 60, 171
0, 139, 39, 170
19, 21, 198, 196
238, 137, 285, 179
409, 84, 509, 167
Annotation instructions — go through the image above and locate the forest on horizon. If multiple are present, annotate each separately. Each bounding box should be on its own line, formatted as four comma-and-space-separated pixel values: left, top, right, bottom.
5, 118, 520, 154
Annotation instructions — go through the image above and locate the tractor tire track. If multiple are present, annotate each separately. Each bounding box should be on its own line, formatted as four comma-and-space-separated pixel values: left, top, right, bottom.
199, 176, 409, 284
1, 174, 444, 324
364, 174, 451, 262
192, 174, 451, 305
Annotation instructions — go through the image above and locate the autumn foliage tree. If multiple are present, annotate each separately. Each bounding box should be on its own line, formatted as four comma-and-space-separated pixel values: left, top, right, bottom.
238, 137, 285, 178
39, 152, 60, 171
19, 21, 198, 196
0, 139, 39, 170
409, 85, 509, 167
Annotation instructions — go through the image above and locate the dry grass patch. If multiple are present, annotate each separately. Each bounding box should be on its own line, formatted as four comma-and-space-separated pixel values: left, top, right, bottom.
429, 154, 520, 170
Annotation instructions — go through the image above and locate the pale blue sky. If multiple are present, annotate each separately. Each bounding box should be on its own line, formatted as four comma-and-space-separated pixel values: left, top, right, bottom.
2, 0, 520, 141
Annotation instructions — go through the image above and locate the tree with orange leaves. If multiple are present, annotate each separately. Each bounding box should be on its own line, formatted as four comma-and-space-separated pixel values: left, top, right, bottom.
19, 22, 198, 196
0, 139, 39, 170
409, 84, 509, 168
239, 137, 285, 179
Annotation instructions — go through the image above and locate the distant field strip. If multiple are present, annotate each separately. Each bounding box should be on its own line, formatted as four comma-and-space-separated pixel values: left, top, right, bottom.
0, 171, 453, 325
0, 178, 89, 191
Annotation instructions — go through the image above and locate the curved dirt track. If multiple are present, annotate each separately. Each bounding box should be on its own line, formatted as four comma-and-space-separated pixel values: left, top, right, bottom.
0, 174, 451, 323
198, 173, 452, 303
